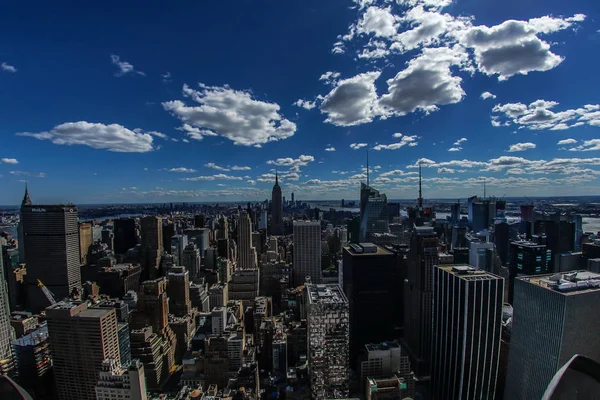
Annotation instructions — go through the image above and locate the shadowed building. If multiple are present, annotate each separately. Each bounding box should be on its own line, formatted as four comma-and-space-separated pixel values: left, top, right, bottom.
271, 170, 283, 235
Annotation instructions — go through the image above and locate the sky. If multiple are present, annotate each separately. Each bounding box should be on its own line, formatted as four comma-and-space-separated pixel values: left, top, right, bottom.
1, 0, 600, 205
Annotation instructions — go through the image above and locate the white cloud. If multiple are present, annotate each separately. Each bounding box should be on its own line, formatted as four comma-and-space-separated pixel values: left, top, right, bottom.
293, 99, 317, 110
325, 147, 336, 152
17, 122, 156, 153
453, 137, 467, 145
9, 171, 45, 178
110, 54, 145, 77
350, 143, 368, 150
492, 100, 600, 130
1, 158, 19, 164
168, 167, 197, 173
231, 165, 251, 171
379, 169, 418, 177
267, 155, 315, 168
568, 139, 600, 152
163, 83, 296, 146
319, 71, 341, 85
448, 147, 461, 152
358, 39, 390, 59
355, 6, 399, 39
481, 91, 496, 100
508, 142, 536, 152
181, 174, 243, 181
379, 46, 469, 117
205, 162, 230, 171
373, 135, 418, 150
557, 138, 577, 146
320, 72, 383, 126
1, 62, 17, 73
437, 167, 455, 173
147, 131, 169, 140
162, 72, 172, 82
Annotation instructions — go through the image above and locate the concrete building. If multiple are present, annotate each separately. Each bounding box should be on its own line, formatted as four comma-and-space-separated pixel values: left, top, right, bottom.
228, 269, 259, 307
505, 271, 600, 400
306, 283, 349, 399
140, 216, 163, 280
238, 211, 255, 270
167, 266, 191, 317
96, 263, 141, 298
208, 283, 227, 310
46, 301, 120, 400
12, 324, 53, 398
21, 204, 81, 312
114, 218, 137, 256
170, 235, 188, 265
181, 243, 202, 282
293, 221, 322, 285
431, 265, 504, 400
359, 341, 411, 384
129, 327, 172, 391
0, 252, 14, 375
403, 226, 439, 377
342, 243, 397, 365
79, 222, 93, 265
95, 358, 147, 400
271, 171, 283, 235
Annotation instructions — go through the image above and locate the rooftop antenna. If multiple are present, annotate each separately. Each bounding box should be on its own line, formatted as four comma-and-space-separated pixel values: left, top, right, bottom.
418, 163, 423, 208
483, 177, 486, 199
366, 150, 369, 187
275, 167, 278, 185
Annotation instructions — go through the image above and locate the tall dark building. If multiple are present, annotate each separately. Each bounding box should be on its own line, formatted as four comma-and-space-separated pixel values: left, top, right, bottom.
387, 202, 400, 223
271, 170, 283, 235
403, 226, 439, 377
113, 218, 137, 255
22, 199, 81, 312
342, 243, 397, 366
140, 216, 163, 280
194, 214, 204, 228
431, 265, 503, 400
509, 241, 551, 302
359, 183, 388, 242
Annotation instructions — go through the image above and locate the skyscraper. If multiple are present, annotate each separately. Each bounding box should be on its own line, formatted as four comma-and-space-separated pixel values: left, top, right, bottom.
342, 243, 397, 365
79, 222, 92, 265
181, 243, 201, 282
22, 201, 81, 312
293, 221, 322, 285
403, 226, 439, 376
113, 218, 137, 255
140, 216, 163, 280
306, 284, 349, 399
167, 266, 191, 317
505, 271, 600, 399
271, 170, 283, 235
509, 240, 551, 302
95, 359, 148, 400
0, 251, 14, 376
46, 301, 120, 400
431, 265, 503, 400
359, 183, 389, 242
238, 211, 254, 269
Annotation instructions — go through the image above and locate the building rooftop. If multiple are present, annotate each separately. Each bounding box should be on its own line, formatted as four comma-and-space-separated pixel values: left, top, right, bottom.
345, 243, 392, 256
437, 265, 502, 281
511, 241, 547, 249
365, 340, 400, 353
307, 284, 348, 304
519, 270, 600, 296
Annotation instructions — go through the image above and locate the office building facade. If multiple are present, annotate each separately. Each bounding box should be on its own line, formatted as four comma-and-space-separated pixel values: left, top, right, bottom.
293, 221, 322, 285
0, 253, 14, 375
431, 265, 503, 400
95, 358, 147, 400
114, 218, 137, 255
46, 302, 120, 400
140, 216, 163, 280
238, 211, 254, 270
359, 183, 389, 242
306, 284, 350, 399
22, 204, 81, 312
505, 271, 600, 399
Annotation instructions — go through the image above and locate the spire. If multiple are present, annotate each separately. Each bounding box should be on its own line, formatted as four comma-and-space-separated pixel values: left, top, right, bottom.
275, 167, 279, 186
483, 177, 486, 199
21, 181, 32, 207
418, 163, 423, 208
366, 150, 369, 187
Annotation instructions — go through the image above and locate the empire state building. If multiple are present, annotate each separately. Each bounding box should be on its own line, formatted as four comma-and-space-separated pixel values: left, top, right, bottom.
271, 170, 283, 235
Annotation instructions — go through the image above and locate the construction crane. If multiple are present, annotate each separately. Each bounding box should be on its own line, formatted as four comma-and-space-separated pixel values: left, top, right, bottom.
37, 280, 57, 305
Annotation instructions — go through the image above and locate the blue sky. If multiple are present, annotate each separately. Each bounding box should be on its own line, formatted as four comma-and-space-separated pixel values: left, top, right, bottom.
1, 0, 599, 204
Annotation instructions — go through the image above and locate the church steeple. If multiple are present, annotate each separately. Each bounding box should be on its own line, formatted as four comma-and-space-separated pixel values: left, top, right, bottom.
21, 181, 32, 207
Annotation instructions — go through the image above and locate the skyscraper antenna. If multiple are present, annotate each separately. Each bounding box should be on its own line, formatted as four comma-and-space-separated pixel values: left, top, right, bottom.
483, 177, 486, 199
418, 163, 423, 208
275, 167, 278, 185
366, 150, 369, 187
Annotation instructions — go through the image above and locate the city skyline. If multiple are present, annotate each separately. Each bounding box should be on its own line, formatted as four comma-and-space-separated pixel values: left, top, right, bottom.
1, 0, 600, 204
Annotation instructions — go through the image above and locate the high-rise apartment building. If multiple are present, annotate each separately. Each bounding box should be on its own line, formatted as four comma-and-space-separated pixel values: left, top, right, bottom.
114, 218, 137, 255
403, 226, 439, 377
271, 171, 283, 235
0, 253, 14, 376
306, 283, 349, 399
46, 301, 120, 400
238, 211, 254, 270
431, 265, 503, 400
79, 222, 92, 265
140, 216, 163, 280
505, 271, 600, 399
167, 266, 191, 317
22, 203, 81, 312
293, 221, 322, 285
342, 243, 397, 365
359, 183, 389, 242
95, 358, 147, 400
